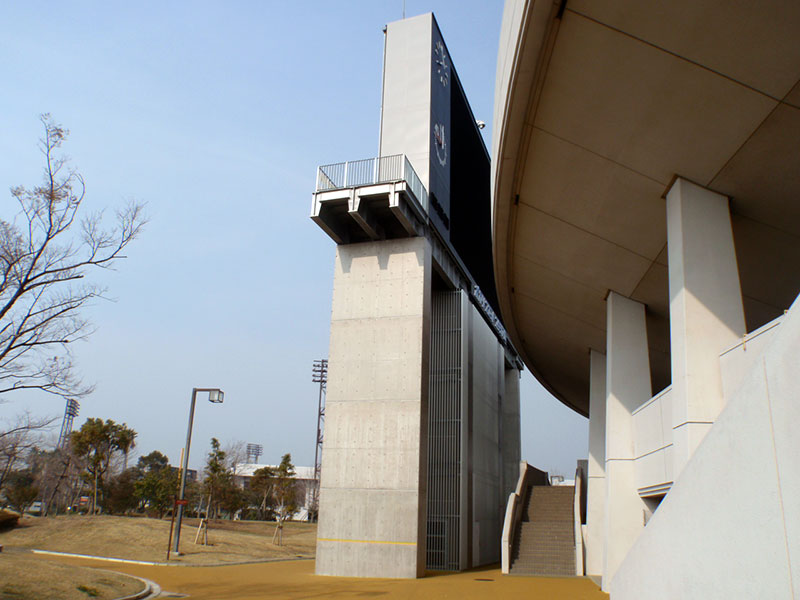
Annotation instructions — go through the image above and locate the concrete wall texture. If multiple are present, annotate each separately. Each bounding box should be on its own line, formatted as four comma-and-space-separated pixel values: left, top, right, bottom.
315, 235, 520, 578
576, 177, 799, 596
316, 238, 431, 578
490, 0, 800, 595
611, 293, 800, 599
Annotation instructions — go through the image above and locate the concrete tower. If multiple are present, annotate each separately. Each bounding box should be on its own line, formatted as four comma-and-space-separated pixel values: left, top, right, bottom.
311, 13, 521, 578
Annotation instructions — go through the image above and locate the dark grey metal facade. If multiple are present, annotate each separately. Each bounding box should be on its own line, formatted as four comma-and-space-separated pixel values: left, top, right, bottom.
426, 290, 464, 570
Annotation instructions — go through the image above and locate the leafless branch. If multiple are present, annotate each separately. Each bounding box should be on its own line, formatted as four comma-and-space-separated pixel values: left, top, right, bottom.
0, 114, 146, 401
0, 410, 57, 489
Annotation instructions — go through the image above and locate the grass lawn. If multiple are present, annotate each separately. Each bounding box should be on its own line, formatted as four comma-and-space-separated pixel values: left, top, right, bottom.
0, 514, 316, 565
0, 553, 144, 600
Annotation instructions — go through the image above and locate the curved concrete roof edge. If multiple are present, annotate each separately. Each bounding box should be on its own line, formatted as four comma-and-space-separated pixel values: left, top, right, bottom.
492, 0, 587, 415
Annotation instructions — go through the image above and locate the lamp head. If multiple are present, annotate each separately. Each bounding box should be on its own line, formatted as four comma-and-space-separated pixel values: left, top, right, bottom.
208, 389, 224, 403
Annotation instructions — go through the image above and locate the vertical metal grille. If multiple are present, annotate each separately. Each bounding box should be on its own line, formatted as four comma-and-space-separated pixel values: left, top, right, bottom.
427, 290, 462, 571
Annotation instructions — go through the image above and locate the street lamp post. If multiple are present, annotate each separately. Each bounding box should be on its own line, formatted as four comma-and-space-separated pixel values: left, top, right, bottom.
172, 387, 224, 554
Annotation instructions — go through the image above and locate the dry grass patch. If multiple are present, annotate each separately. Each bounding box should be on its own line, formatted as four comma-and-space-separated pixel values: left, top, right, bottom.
0, 515, 316, 565
0, 553, 143, 600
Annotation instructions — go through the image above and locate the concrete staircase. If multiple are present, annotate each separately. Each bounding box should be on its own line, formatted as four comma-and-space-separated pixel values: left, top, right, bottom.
509, 485, 576, 576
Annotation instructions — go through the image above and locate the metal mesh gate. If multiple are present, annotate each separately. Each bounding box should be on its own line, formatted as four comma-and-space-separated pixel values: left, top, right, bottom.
426, 290, 462, 571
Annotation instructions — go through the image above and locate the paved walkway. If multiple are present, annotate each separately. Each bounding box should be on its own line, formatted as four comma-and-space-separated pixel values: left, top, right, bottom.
38, 555, 608, 599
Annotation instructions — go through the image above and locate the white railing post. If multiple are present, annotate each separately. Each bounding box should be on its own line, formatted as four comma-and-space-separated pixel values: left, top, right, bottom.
502, 461, 531, 574
343, 161, 348, 188
501, 492, 517, 574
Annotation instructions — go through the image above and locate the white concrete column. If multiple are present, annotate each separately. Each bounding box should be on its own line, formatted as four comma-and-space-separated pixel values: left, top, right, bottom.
585, 349, 606, 577
502, 367, 522, 501
603, 292, 651, 591
666, 178, 746, 477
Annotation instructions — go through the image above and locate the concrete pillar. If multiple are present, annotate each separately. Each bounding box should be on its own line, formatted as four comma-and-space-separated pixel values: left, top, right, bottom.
585, 349, 606, 577
666, 178, 746, 477
603, 292, 651, 591
501, 367, 521, 502
315, 237, 431, 578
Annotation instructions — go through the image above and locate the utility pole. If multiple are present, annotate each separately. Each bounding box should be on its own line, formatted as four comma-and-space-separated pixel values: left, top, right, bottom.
311, 359, 328, 521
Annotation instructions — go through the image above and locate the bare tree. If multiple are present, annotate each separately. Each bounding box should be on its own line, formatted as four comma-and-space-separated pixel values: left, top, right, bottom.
0, 411, 56, 489
0, 114, 146, 401
40, 446, 82, 515
223, 439, 247, 473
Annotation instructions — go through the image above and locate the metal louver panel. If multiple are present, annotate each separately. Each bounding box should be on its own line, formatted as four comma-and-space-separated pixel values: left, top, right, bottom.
426, 290, 463, 571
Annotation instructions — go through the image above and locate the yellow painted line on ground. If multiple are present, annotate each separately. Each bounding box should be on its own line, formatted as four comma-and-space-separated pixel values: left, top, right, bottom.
317, 537, 416, 546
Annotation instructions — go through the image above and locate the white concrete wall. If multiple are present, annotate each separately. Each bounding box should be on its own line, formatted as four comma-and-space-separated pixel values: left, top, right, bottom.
611, 293, 800, 599
719, 314, 783, 401
631, 386, 673, 495
380, 14, 433, 188
316, 237, 431, 578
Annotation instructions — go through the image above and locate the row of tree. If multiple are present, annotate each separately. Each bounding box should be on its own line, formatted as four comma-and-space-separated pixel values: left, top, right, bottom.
1, 416, 302, 522
198, 438, 300, 523
1, 416, 139, 515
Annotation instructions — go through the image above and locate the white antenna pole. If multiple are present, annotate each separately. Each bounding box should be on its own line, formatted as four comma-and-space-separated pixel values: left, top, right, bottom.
403, 0, 405, 19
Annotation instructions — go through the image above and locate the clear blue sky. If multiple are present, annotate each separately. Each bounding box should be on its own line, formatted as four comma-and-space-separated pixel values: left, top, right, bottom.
0, 1, 587, 476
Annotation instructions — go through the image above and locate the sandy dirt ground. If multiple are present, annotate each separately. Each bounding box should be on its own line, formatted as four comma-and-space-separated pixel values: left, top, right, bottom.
0, 514, 315, 565
38, 555, 609, 600
0, 552, 144, 600
4, 516, 608, 599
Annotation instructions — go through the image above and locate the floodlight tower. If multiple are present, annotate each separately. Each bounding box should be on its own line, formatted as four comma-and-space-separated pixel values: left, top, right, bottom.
311, 359, 328, 518
246, 443, 263, 464
57, 399, 80, 450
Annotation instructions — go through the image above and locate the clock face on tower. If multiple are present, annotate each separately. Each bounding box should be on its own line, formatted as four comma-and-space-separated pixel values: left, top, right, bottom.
433, 40, 449, 87
433, 122, 447, 166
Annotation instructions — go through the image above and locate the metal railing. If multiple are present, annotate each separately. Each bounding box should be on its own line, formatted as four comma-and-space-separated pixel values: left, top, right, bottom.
316, 154, 429, 214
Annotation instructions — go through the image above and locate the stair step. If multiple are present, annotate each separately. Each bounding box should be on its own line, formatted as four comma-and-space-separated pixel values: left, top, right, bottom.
513, 550, 574, 557
512, 560, 575, 567
510, 483, 577, 578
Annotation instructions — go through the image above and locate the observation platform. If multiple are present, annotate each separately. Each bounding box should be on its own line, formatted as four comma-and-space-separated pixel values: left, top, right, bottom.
311, 154, 429, 245
310, 153, 520, 367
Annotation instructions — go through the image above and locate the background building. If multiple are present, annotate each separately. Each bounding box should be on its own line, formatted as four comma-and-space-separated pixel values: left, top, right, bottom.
233, 463, 316, 521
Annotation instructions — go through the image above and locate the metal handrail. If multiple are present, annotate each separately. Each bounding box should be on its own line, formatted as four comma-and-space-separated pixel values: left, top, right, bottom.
316, 154, 403, 191
402, 156, 429, 215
